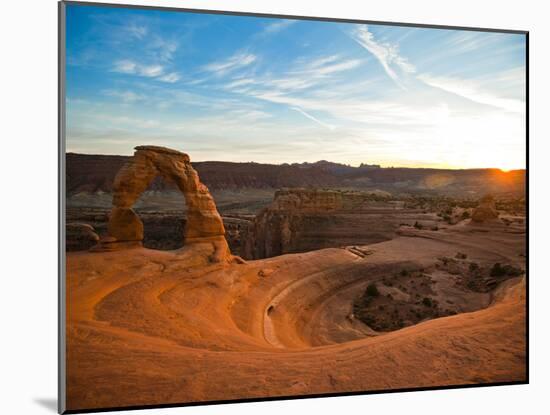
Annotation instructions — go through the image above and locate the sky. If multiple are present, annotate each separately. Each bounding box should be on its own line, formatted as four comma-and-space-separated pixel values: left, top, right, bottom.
65, 4, 527, 170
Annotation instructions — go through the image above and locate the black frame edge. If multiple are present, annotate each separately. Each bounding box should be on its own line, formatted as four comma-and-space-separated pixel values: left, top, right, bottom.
58, 1, 67, 414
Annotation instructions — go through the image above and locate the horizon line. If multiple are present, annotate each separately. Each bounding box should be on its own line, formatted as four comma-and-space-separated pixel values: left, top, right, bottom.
66, 151, 526, 172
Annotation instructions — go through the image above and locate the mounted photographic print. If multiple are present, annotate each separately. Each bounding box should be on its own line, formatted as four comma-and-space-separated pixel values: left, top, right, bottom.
59, 1, 528, 413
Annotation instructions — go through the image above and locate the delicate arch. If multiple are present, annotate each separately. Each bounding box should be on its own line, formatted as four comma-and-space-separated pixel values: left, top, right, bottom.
95, 145, 230, 262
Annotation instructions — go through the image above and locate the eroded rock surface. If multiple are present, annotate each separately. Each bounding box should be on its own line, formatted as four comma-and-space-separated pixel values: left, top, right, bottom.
95, 146, 230, 262
66, 217, 526, 410
242, 188, 438, 259
471, 195, 499, 223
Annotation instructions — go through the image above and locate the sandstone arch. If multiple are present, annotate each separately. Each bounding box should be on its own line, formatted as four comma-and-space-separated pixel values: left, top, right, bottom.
95, 145, 230, 262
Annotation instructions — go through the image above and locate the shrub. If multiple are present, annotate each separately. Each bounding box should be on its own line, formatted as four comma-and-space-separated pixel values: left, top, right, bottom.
503, 265, 523, 276
462, 211, 470, 219
490, 263, 507, 277
491, 263, 523, 277
422, 297, 433, 307
365, 283, 380, 297
413, 221, 423, 229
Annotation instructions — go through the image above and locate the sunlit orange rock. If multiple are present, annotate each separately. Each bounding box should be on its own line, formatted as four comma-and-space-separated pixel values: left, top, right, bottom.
472, 195, 499, 223
95, 145, 230, 262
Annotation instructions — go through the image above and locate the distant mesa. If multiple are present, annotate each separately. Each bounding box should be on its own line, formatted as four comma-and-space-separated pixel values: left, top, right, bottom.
270, 188, 391, 212
272, 188, 345, 212
66, 152, 526, 197
93, 145, 231, 262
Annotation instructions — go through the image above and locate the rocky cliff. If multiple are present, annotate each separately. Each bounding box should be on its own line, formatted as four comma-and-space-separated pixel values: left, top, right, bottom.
242, 189, 439, 259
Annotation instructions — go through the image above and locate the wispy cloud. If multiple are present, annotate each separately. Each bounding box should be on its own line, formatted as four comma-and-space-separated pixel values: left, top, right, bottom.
223, 54, 363, 94
202, 53, 257, 76
126, 22, 148, 40
418, 72, 525, 113
263, 77, 316, 91
262, 20, 296, 35
230, 109, 273, 121
309, 59, 362, 76
158, 72, 181, 83
308, 55, 340, 68
139, 64, 164, 77
220, 53, 366, 130
149, 36, 178, 62
112, 59, 137, 73
224, 78, 256, 90
291, 107, 335, 130
351, 25, 414, 87
102, 89, 145, 103
445, 31, 500, 54
294, 54, 363, 77
112, 59, 164, 77
248, 89, 444, 127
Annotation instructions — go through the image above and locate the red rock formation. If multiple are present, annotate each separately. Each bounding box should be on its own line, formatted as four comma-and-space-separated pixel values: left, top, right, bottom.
95, 146, 230, 262
471, 195, 499, 223
242, 188, 436, 259
272, 188, 344, 211
66, 220, 526, 410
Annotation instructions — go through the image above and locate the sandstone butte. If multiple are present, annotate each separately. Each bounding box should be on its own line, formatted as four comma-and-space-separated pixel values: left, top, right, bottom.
66, 146, 526, 412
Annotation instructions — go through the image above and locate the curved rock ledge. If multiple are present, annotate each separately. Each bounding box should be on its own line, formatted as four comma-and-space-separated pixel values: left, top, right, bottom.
67, 217, 526, 410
